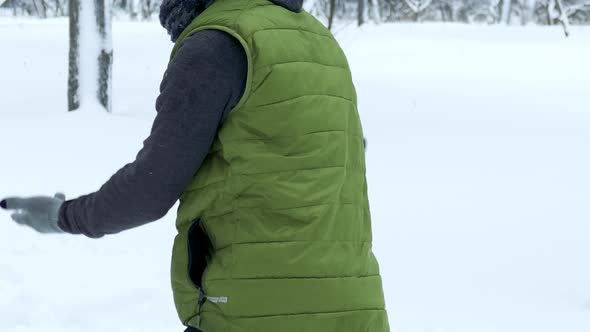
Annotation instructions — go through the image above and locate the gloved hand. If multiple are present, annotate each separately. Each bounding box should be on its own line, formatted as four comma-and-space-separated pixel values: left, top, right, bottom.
0, 193, 66, 234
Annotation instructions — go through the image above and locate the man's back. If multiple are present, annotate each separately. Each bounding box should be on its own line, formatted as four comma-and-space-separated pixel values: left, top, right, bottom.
170, 0, 390, 331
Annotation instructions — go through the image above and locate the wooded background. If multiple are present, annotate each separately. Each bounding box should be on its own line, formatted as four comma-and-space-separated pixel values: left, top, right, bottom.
2, 0, 590, 26
3, 0, 586, 113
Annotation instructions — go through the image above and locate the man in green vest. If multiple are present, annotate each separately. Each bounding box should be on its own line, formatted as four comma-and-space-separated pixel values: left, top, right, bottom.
1, 0, 389, 331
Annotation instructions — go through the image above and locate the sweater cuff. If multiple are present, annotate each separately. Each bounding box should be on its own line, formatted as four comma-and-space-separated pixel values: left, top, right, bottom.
57, 198, 105, 239
57, 199, 82, 235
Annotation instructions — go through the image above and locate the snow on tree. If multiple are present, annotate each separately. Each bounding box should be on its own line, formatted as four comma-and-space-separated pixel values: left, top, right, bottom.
435, 0, 488, 23
548, 0, 572, 35
68, 0, 113, 112
126, 0, 139, 19
368, 0, 382, 23
357, 0, 364, 25
501, 0, 513, 23
520, 0, 537, 25
140, 0, 159, 19
403, 0, 434, 20
31, 0, 47, 17
487, 0, 514, 24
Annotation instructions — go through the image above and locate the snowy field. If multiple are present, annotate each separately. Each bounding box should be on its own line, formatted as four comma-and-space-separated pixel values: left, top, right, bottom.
1, 17, 590, 332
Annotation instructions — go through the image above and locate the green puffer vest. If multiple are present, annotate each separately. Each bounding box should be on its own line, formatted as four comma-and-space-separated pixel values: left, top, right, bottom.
169, 0, 389, 331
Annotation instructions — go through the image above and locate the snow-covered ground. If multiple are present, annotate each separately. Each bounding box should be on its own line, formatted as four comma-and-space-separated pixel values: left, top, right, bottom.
1, 18, 590, 332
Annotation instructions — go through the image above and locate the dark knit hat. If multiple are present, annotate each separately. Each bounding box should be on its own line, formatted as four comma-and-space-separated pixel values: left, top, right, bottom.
159, 0, 215, 42
160, 0, 304, 42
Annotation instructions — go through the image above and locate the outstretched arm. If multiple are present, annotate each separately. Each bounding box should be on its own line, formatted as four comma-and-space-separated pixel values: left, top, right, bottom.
55, 30, 246, 238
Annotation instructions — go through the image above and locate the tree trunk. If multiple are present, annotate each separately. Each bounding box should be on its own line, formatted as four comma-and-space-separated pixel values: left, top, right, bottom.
501, 0, 512, 24
369, 0, 381, 23
439, 3, 450, 22
41, 0, 48, 17
555, 0, 571, 37
520, 0, 536, 25
96, 0, 113, 111
32, 0, 47, 18
68, 0, 112, 112
358, 0, 365, 26
55, 0, 65, 16
32, 0, 39, 17
547, 0, 571, 37
138, 0, 153, 20
328, 0, 335, 30
403, 0, 434, 21
129, 0, 138, 20
68, 0, 81, 111
141, 0, 147, 19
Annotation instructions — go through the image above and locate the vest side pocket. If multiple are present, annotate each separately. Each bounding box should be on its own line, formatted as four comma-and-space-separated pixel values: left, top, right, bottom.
187, 218, 213, 328
187, 218, 213, 290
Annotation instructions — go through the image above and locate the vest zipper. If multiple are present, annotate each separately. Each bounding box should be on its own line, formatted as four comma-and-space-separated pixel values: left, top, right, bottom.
195, 286, 207, 328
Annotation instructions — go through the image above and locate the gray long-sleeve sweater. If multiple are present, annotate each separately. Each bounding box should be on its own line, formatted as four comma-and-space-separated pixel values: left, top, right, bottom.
58, 30, 247, 238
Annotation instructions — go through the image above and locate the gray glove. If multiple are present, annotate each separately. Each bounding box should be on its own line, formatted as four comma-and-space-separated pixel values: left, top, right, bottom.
0, 193, 66, 234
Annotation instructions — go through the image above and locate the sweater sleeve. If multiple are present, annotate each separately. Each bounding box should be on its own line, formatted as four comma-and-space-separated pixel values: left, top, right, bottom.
57, 29, 247, 238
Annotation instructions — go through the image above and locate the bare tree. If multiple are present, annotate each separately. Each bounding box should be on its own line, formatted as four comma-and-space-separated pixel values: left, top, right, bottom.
548, 0, 571, 36
488, 0, 514, 24
68, 0, 113, 112
368, 0, 382, 23
96, 0, 113, 111
32, 0, 48, 18
403, 0, 434, 21
54, 0, 65, 15
501, 0, 513, 23
68, 0, 80, 111
128, 0, 138, 20
328, 0, 335, 29
520, 0, 537, 25
358, 0, 365, 25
